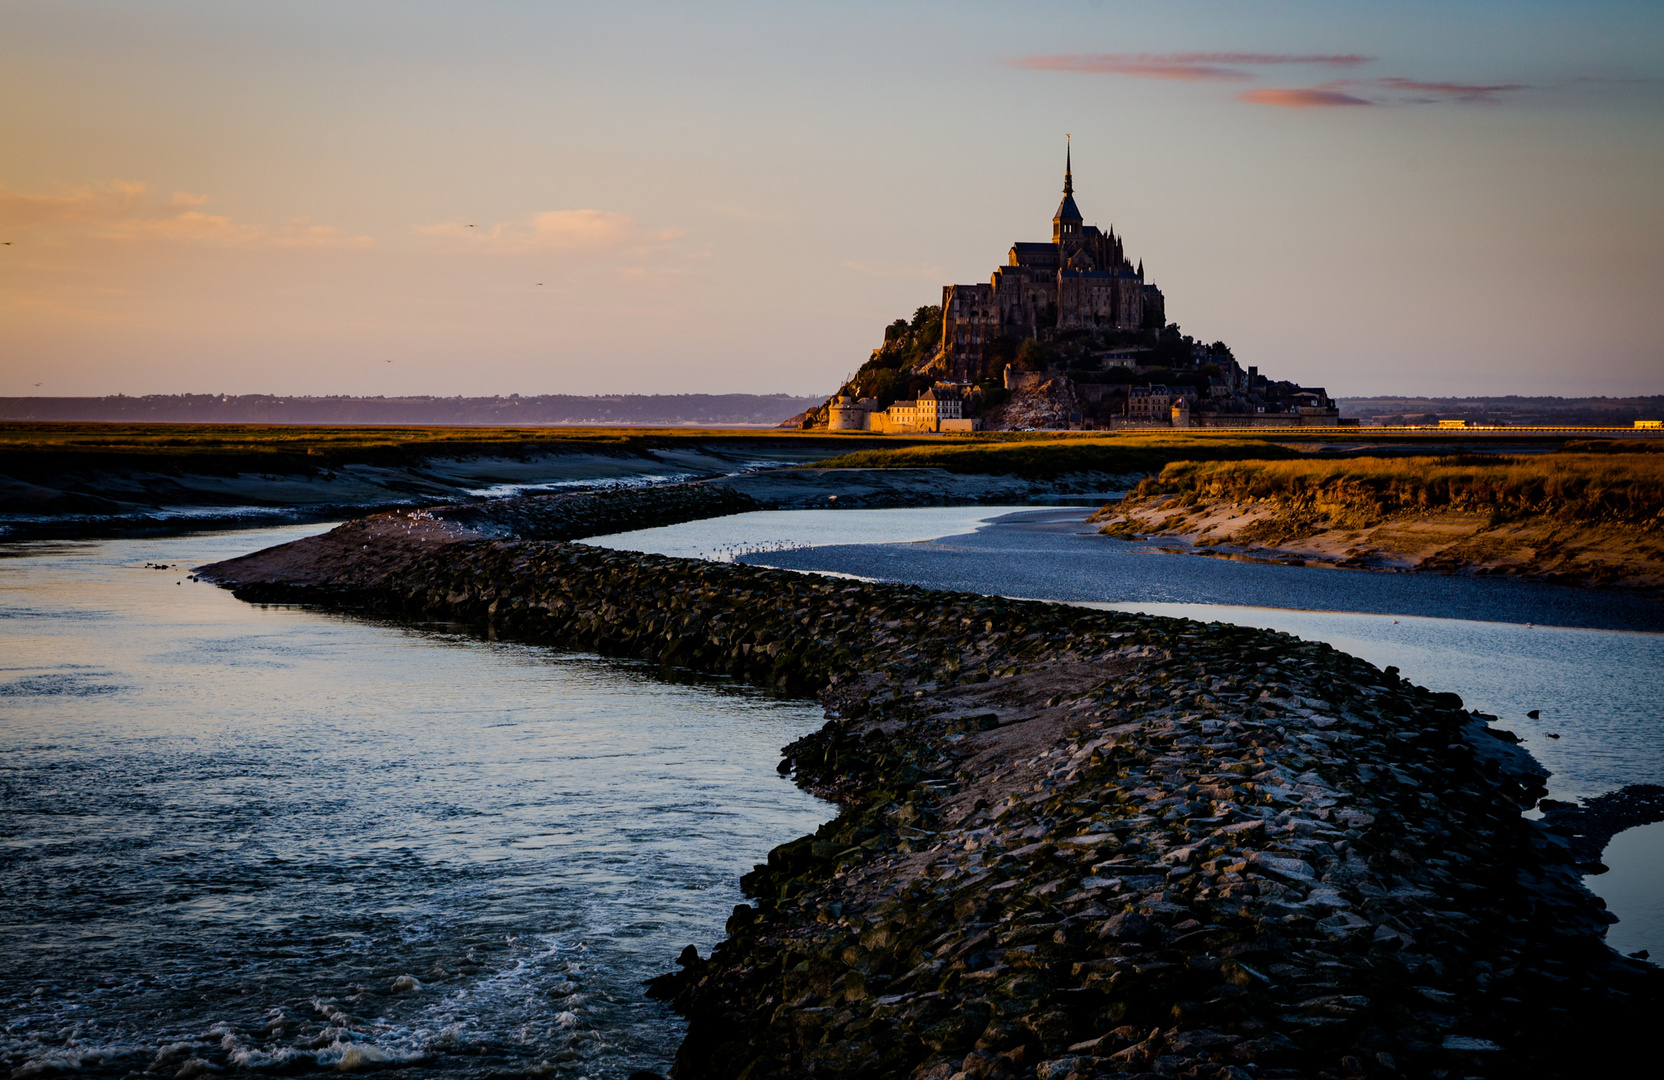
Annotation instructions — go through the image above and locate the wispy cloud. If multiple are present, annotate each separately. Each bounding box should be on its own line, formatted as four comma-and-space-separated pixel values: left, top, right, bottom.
1239, 87, 1374, 108
1012, 52, 1370, 82
0, 181, 375, 248
1241, 78, 1528, 108
1374, 78, 1528, 103
418, 209, 685, 255
842, 260, 942, 281
1014, 50, 1531, 110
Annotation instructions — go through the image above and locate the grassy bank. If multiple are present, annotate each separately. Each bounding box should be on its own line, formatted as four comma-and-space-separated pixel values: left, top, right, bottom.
4, 422, 1630, 480
1133, 448, 1664, 526
806, 434, 1309, 480
0, 422, 904, 474
802, 430, 1621, 481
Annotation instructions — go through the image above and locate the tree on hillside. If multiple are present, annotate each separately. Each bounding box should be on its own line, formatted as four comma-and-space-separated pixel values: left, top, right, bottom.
840, 304, 943, 405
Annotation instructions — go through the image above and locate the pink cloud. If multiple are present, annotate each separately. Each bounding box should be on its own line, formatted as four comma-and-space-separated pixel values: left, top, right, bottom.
1375, 77, 1528, 103
1239, 86, 1374, 108
1012, 52, 1371, 82
1241, 78, 1529, 108
1012, 50, 1530, 109
418, 209, 685, 255
0, 181, 374, 248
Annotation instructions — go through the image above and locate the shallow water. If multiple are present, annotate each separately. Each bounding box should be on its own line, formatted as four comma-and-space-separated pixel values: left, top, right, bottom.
0, 525, 830, 1079
584, 505, 1038, 563
738, 507, 1664, 633
1596, 821, 1664, 959
601, 506, 1664, 963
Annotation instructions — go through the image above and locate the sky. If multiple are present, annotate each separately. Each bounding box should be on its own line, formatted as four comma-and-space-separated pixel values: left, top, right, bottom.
2, 0, 1661, 399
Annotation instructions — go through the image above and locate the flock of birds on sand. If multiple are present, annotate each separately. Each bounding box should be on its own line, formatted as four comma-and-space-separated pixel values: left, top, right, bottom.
688, 539, 811, 564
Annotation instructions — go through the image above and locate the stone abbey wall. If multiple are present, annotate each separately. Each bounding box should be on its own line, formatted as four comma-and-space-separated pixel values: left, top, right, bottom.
937, 159, 1159, 382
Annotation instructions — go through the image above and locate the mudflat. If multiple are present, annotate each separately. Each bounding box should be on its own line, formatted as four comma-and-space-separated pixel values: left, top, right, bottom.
0, 423, 901, 538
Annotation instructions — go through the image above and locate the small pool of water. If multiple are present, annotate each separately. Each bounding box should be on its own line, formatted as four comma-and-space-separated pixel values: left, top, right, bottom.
1594, 821, 1664, 960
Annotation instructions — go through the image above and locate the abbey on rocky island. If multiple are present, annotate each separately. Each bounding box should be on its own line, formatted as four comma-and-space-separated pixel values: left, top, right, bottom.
812, 145, 1343, 432
938, 143, 1164, 383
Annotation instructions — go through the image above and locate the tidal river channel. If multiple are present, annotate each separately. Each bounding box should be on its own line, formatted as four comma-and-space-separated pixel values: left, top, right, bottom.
6, 508, 1660, 1080
591, 506, 1664, 963
0, 525, 830, 1079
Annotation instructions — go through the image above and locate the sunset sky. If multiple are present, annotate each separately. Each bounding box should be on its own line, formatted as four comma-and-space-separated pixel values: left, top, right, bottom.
2, 1, 1661, 398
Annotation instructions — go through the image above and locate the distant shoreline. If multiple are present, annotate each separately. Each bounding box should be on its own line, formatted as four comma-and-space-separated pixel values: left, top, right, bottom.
0, 392, 824, 427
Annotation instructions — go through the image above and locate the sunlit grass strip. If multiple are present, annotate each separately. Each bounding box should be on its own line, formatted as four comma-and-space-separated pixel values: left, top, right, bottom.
806, 435, 1309, 479
1138, 453, 1664, 524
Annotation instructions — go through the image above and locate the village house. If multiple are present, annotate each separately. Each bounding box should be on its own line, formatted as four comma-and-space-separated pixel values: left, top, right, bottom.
826, 387, 979, 433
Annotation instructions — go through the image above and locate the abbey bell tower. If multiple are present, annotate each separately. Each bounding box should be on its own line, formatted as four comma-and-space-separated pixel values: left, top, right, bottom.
938, 139, 1166, 381
1052, 139, 1083, 245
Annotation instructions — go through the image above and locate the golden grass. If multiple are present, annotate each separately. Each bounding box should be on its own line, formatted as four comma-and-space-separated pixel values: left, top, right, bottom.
806, 434, 1311, 479
0, 422, 901, 466
1138, 453, 1664, 525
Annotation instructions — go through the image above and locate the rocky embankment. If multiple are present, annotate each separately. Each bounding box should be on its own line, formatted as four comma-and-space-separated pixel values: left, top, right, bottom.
200, 487, 1659, 1079
1087, 452, 1664, 599
1090, 495, 1664, 598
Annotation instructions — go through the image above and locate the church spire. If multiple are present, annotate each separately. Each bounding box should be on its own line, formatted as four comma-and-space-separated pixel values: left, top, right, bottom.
1064, 135, 1073, 196
1052, 135, 1083, 243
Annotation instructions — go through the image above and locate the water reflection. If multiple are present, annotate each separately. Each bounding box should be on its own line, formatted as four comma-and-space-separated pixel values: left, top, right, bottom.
586, 505, 1037, 563
0, 525, 830, 1079
1594, 822, 1664, 960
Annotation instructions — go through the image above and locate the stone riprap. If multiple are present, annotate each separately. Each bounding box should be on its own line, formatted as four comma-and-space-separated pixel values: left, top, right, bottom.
198, 482, 760, 589
200, 498, 1658, 1080
425, 480, 761, 540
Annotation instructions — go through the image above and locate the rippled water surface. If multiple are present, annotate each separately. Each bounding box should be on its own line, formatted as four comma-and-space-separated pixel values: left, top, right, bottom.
0, 525, 831, 1079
